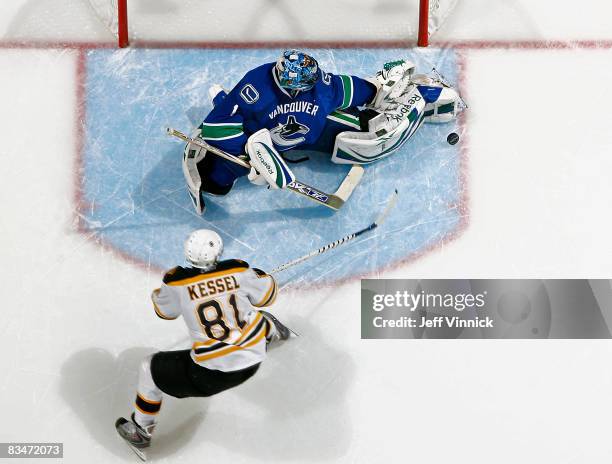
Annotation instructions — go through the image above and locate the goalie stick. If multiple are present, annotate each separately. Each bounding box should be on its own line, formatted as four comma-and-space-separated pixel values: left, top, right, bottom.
167, 128, 364, 211
271, 189, 399, 274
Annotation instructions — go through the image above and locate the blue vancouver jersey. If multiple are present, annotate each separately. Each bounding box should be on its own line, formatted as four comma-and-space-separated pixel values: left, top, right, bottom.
199, 62, 376, 155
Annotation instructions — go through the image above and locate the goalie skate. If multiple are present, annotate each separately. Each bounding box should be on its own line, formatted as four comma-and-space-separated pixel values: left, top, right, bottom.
428, 68, 468, 110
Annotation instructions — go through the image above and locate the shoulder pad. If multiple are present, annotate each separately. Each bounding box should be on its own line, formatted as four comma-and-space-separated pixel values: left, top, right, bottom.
163, 260, 250, 284
163, 266, 202, 284
236, 63, 279, 108
214, 259, 250, 272
235, 63, 272, 106
320, 70, 333, 86
237, 82, 261, 105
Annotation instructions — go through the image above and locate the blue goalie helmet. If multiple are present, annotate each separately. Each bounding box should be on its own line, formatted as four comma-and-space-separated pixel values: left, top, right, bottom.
275, 50, 319, 91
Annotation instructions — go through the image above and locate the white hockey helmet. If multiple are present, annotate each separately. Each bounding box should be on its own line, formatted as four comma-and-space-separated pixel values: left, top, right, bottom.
184, 229, 223, 270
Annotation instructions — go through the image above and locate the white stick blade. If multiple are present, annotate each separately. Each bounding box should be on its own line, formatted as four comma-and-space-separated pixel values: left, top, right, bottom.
334, 165, 364, 201
375, 189, 399, 226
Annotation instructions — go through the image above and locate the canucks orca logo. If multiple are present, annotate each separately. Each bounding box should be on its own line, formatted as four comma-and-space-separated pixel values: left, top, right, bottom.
270, 115, 310, 148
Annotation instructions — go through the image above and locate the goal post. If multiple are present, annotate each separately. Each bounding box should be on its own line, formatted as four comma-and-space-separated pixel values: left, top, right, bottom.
117, 0, 128, 48
418, 0, 430, 47
91, 0, 456, 48
419, 0, 457, 47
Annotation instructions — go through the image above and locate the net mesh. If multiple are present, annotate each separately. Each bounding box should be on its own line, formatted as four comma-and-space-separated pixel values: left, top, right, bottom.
86, 0, 457, 44
428, 0, 458, 38
88, 0, 119, 36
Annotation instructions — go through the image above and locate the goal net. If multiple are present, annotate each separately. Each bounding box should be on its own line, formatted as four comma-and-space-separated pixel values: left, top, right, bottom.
88, 0, 457, 48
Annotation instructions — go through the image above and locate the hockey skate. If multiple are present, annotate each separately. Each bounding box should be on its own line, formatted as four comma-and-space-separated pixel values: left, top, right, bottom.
260, 310, 295, 342
115, 414, 154, 461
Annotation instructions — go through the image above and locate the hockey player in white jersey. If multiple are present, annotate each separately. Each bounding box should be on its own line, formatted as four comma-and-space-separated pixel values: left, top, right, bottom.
115, 229, 290, 461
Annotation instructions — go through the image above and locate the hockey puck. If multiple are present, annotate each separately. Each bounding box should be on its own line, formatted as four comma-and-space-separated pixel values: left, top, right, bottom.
447, 132, 460, 145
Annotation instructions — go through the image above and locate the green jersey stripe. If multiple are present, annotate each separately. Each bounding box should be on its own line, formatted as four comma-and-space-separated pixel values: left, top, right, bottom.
327, 111, 361, 130
330, 110, 360, 124
201, 122, 243, 127
339, 75, 353, 109
202, 132, 244, 141
200, 124, 244, 140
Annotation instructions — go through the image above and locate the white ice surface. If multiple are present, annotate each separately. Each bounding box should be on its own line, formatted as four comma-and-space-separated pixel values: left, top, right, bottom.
395, 48, 612, 279
1, 2, 612, 464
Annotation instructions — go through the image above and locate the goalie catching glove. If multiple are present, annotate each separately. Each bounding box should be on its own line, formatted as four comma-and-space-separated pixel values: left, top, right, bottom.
332, 84, 427, 164
367, 59, 416, 112
368, 59, 465, 123
331, 61, 466, 165
246, 129, 296, 189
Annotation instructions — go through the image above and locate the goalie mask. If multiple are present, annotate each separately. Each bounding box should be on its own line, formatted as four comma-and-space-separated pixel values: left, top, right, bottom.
275, 50, 319, 92
184, 229, 223, 270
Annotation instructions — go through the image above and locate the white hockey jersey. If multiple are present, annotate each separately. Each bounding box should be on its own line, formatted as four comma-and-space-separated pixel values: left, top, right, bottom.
151, 259, 278, 372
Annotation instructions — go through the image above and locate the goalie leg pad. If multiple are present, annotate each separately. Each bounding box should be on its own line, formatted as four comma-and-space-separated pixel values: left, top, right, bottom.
331, 117, 424, 164
182, 135, 207, 214
332, 86, 427, 165
412, 73, 466, 124
247, 129, 296, 189
421, 86, 463, 123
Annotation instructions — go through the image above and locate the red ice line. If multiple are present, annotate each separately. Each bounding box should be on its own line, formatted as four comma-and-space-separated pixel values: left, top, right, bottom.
71, 48, 159, 276
2, 38, 612, 49
3, 38, 609, 290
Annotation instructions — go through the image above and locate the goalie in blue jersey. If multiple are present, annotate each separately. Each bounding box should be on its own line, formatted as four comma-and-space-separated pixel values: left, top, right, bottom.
183, 50, 465, 214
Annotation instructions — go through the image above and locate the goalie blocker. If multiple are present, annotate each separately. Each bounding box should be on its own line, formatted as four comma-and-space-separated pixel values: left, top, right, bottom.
172, 127, 363, 212
246, 129, 296, 189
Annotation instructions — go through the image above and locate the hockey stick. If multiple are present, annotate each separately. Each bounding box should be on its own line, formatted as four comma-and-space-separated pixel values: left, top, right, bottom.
166, 128, 364, 211
281, 153, 310, 164
271, 189, 399, 274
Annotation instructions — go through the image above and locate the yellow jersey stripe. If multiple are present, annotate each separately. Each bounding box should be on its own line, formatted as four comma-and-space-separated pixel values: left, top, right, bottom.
193, 338, 222, 348
264, 281, 278, 306
193, 326, 268, 362
193, 316, 265, 359
253, 278, 277, 307
153, 300, 177, 320
166, 267, 247, 286
242, 328, 267, 348
193, 343, 239, 362
235, 312, 263, 344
